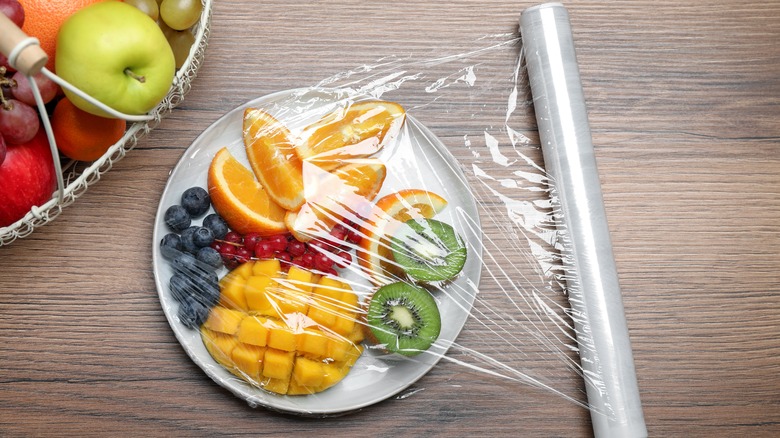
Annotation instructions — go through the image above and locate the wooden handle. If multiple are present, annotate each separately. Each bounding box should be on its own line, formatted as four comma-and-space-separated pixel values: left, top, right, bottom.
0, 12, 48, 75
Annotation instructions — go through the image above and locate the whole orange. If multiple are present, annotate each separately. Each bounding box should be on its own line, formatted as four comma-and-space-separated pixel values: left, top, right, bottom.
51, 97, 126, 161
18, 0, 106, 72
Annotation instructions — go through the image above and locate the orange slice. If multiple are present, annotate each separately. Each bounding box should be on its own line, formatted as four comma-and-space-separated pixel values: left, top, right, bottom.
356, 189, 448, 284
243, 108, 306, 211
295, 100, 406, 171
285, 159, 387, 242
208, 147, 287, 236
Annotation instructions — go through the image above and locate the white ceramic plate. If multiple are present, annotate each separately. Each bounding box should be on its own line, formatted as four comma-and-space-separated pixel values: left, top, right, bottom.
152, 88, 482, 415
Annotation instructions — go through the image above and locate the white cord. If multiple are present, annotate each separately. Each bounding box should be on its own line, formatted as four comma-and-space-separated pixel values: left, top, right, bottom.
28, 75, 65, 205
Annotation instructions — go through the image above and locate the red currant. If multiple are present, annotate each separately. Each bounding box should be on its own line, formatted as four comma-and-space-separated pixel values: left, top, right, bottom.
314, 252, 334, 271
243, 233, 262, 252
254, 241, 274, 259
288, 240, 306, 257
334, 251, 352, 269
268, 234, 288, 252
224, 231, 243, 244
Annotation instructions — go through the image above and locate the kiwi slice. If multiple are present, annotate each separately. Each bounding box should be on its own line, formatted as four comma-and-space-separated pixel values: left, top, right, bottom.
390, 218, 467, 282
366, 282, 441, 356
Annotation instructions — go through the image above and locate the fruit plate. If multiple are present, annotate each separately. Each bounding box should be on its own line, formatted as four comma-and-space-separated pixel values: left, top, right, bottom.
152, 88, 482, 415
0, 0, 213, 246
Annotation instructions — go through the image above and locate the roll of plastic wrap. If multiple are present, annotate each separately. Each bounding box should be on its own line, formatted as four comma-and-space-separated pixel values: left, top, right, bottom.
519, 3, 647, 437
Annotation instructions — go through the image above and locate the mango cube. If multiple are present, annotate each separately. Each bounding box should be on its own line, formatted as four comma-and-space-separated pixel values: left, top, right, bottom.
237, 315, 269, 347
262, 348, 294, 380
203, 306, 245, 335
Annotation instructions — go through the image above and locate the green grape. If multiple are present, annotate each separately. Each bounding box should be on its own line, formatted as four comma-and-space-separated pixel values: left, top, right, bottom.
123, 0, 160, 22
160, 0, 202, 31
167, 30, 196, 69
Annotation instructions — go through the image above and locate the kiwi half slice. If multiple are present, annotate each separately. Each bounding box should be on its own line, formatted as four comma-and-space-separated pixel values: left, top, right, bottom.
366, 282, 441, 356
390, 218, 467, 282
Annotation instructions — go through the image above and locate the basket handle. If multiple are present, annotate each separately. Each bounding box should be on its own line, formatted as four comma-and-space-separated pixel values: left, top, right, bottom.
0, 12, 48, 75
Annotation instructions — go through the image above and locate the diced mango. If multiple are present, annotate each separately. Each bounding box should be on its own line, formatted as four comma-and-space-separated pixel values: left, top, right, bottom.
201, 328, 240, 369
297, 329, 329, 358
219, 274, 248, 311
203, 306, 245, 335
262, 377, 290, 395
263, 348, 294, 380
237, 315, 269, 347
245, 275, 275, 313
232, 261, 256, 279
293, 356, 325, 387
203, 264, 365, 395
252, 258, 281, 277
267, 321, 298, 352
231, 344, 265, 381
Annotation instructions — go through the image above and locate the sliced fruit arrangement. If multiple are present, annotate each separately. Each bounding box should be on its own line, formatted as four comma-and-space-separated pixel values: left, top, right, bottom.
200, 259, 364, 395
159, 99, 474, 396
295, 100, 406, 171
238, 101, 402, 243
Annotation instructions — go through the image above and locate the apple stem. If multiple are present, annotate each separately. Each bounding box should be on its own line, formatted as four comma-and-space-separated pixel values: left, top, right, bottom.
124, 68, 146, 83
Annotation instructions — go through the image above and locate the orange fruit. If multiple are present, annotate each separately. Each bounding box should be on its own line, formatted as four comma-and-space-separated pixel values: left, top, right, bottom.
285, 159, 387, 242
295, 100, 406, 171
356, 189, 448, 284
51, 97, 126, 161
243, 108, 305, 211
18, 0, 107, 72
208, 147, 287, 236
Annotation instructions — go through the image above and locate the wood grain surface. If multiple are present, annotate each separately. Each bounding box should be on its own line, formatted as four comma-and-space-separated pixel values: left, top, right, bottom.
1, 1, 779, 436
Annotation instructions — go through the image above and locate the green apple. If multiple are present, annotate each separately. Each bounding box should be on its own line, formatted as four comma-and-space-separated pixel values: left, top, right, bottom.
55, 1, 175, 117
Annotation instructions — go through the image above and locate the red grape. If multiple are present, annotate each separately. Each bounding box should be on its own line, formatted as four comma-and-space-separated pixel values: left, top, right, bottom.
0, 99, 39, 144
11, 72, 59, 106
0, 0, 25, 28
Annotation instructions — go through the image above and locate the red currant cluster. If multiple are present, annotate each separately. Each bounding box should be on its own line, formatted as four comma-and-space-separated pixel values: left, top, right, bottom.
211, 223, 362, 276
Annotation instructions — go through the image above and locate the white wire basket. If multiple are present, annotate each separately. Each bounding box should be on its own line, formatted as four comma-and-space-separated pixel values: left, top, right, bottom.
0, 0, 213, 246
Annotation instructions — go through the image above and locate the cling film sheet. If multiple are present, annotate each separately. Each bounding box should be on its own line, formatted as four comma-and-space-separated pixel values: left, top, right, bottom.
152, 4, 645, 436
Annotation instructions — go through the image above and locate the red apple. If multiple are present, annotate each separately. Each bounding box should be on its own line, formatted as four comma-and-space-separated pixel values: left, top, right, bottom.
0, 128, 57, 227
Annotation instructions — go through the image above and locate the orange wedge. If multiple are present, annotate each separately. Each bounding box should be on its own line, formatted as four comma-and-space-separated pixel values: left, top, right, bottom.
208, 147, 287, 236
295, 100, 406, 171
285, 159, 387, 242
243, 108, 306, 211
356, 189, 448, 284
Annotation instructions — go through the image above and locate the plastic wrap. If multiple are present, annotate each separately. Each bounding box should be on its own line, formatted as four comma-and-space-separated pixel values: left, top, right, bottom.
151, 3, 645, 436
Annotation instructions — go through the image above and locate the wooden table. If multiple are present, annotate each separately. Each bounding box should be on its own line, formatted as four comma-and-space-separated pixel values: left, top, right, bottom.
1, 1, 778, 436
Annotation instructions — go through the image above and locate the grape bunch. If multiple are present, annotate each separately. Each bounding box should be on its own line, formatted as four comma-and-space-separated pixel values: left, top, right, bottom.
0, 0, 60, 165
122, 0, 203, 69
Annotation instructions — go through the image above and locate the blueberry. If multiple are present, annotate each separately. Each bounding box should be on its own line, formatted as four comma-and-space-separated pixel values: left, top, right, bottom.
172, 251, 210, 276
181, 187, 210, 217
193, 226, 214, 248
197, 246, 223, 270
164, 205, 191, 232
178, 296, 210, 329
160, 233, 182, 259
202, 213, 229, 240
180, 226, 200, 254
169, 272, 190, 304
